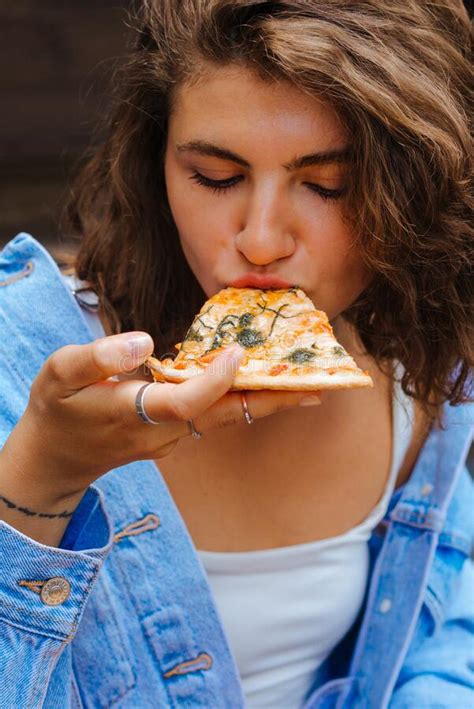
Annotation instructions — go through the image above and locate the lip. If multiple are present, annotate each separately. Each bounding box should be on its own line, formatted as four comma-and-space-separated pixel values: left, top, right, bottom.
227, 273, 294, 289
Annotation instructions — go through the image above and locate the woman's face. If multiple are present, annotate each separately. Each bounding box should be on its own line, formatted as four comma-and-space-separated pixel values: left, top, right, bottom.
164, 65, 371, 321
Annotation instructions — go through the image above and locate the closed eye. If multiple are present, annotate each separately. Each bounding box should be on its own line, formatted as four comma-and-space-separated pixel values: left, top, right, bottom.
189, 172, 242, 194
304, 183, 347, 200
188, 171, 346, 200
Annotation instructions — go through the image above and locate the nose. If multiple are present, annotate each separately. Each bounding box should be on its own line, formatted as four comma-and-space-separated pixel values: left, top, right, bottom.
234, 182, 296, 266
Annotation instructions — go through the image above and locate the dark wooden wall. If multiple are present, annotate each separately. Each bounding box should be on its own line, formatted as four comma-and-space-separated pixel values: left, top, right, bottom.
0, 1, 131, 247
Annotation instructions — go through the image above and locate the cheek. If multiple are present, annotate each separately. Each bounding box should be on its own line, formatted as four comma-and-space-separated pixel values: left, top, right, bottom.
303, 208, 371, 310
303, 205, 355, 264
165, 161, 228, 252
322, 235, 370, 292
165, 161, 228, 294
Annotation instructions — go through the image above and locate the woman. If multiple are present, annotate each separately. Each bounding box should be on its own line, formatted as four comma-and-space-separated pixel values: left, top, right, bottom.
0, 1, 472, 707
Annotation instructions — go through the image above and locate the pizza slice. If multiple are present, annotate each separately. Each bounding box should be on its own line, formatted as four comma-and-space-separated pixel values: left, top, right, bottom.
145, 286, 373, 391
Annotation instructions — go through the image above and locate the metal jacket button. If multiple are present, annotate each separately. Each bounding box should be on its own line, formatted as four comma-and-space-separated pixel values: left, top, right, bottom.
40, 577, 71, 606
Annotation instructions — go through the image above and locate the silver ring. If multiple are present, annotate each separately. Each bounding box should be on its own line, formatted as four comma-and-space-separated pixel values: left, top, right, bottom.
241, 392, 253, 424
135, 383, 163, 425
188, 419, 203, 439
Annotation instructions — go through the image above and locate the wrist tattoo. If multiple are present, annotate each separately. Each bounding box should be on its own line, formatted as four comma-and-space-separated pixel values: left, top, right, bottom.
0, 493, 74, 519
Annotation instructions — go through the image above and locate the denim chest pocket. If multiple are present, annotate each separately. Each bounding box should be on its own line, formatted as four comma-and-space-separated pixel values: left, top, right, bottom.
71, 576, 137, 708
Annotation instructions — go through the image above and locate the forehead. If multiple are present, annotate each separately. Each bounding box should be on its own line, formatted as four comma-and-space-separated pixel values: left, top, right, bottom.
169, 65, 348, 149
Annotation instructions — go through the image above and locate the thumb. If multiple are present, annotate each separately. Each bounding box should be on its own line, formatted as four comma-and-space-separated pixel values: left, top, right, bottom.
46, 332, 155, 398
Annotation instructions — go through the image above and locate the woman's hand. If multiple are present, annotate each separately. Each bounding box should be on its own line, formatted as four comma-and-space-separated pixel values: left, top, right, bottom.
0, 331, 320, 541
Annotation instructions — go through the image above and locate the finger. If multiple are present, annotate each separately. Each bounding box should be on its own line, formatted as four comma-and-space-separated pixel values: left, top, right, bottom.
192, 387, 322, 433
41, 332, 154, 397
71, 345, 244, 457
144, 345, 322, 425
130, 384, 322, 446
118, 340, 321, 434
73, 345, 321, 465
136, 344, 248, 424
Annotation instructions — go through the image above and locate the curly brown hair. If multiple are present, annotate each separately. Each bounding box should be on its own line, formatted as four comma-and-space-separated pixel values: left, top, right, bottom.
60, 0, 473, 421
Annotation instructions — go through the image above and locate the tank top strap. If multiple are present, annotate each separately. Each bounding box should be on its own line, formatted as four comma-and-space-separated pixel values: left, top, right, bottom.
360, 360, 415, 529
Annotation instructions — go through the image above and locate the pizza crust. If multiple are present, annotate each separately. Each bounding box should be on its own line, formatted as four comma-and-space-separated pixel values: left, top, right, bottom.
145, 356, 373, 391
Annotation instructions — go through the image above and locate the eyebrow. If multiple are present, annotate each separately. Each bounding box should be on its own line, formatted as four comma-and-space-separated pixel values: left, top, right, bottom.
176, 140, 351, 171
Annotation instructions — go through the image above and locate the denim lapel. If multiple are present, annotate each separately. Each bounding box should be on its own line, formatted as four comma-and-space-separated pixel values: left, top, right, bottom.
342, 400, 473, 708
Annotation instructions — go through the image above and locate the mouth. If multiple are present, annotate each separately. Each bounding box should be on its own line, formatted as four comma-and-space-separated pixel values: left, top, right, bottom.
227, 273, 295, 289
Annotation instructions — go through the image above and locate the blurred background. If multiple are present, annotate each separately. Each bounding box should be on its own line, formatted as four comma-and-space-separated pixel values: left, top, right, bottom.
0, 0, 130, 249
1, 1, 472, 471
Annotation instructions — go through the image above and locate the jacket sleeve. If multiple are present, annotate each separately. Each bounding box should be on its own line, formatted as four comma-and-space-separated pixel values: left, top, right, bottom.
389, 544, 474, 707
0, 486, 113, 708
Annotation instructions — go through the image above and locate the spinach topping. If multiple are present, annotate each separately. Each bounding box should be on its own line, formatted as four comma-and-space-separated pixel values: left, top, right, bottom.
256, 298, 301, 339
236, 328, 267, 348
196, 305, 215, 331
207, 312, 266, 351
183, 326, 204, 343
284, 348, 316, 364
332, 346, 346, 357
238, 312, 254, 328
200, 295, 304, 355
207, 313, 240, 351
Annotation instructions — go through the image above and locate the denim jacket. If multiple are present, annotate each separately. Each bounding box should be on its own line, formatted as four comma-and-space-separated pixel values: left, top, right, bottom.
0, 233, 473, 709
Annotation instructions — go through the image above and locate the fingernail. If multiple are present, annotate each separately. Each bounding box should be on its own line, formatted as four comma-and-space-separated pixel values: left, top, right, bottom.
227, 344, 245, 356
125, 333, 154, 358
299, 395, 321, 406
97, 333, 145, 361
114, 334, 154, 374
211, 345, 245, 377
220, 344, 245, 363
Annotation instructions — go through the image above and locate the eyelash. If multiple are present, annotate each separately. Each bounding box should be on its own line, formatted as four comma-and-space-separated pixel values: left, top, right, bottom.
188, 171, 345, 201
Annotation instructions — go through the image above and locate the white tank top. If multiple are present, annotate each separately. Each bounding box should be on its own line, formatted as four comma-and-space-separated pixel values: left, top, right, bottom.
198, 372, 413, 708
63, 273, 415, 709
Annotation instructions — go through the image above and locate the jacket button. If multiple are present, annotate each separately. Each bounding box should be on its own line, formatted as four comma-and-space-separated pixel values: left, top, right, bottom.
40, 577, 71, 606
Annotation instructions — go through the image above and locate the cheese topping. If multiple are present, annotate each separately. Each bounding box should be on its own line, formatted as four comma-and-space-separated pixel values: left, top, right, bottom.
170, 286, 360, 376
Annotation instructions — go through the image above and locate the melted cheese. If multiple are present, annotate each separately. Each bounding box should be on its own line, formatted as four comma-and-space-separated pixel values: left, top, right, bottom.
172, 287, 359, 376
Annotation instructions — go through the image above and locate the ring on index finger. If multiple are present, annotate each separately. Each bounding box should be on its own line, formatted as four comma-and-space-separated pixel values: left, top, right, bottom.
135, 382, 165, 425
